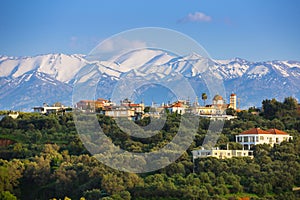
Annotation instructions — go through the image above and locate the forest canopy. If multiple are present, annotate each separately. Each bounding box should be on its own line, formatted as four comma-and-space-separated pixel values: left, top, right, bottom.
0, 97, 299, 200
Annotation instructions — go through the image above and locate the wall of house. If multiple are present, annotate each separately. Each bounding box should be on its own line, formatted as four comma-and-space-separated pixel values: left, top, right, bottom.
236, 134, 292, 150
192, 149, 253, 159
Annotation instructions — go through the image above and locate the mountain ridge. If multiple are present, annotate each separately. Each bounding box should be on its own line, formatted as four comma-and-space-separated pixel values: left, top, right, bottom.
0, 50, 299, 110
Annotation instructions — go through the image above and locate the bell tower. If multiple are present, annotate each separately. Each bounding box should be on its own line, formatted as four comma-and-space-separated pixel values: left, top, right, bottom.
230, 93, 237, 110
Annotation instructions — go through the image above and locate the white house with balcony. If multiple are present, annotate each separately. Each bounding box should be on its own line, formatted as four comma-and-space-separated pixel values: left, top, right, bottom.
236, 128, 293, 150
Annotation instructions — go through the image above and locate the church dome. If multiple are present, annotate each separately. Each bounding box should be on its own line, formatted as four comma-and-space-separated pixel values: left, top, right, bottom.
213, 95, 223, 101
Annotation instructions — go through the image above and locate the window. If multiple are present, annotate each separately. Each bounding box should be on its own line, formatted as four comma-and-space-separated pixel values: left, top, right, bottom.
276, 138, 279, 143
244, 137, 249, 142
256, 136, 259, 142
237, 137, 242, 142
260, 136, 264, 140
250, 136, 255, 142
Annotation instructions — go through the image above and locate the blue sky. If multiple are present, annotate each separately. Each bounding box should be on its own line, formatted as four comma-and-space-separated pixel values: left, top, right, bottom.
1, 0, 300, 61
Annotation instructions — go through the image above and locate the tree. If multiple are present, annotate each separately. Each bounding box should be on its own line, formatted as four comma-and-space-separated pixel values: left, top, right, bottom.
110, 191, 131, 200
83, 189, 102, 200
0, 116, 17, 129
262, 97, 299, 120
226, 108, 236, 116
262, 98, 279, 119
144, 106, 150, 113
283, 97, 298, 110
0, 191, 17, 200
202, 93, 208, 106
182, 185, 208, 200
0, 159, 24, 193
101, 174, 125, 195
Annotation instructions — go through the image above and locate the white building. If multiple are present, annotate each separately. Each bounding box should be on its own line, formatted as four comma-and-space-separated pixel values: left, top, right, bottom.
105, 106, 136, 120
199, 114, 237, 120
8, 112, 19, 119
33, 105, 71, 114
170, 100, 189, 114
229, 93, 237, 110
0, 112, 19, 121
193, 93, 237, 116
236, 128, 293, 150
192, 147, 253, 160
104, 99, 144, 120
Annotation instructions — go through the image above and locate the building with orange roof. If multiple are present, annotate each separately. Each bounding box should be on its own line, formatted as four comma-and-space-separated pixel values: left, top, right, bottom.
76, 98, 114, 112
170, 100, 189, 114
120, 98, 145, 115
104, 98, 145, 120
75, 97, 144, 120
236, 128, 292, 150
266, 128, 289, 135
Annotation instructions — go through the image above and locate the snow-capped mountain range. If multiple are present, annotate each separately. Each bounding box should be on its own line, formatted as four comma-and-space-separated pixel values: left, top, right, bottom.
0, 49, 299, 110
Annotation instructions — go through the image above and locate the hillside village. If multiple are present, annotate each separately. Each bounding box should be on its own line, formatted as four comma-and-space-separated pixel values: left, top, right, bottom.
35, 93, 239, 120
27, 94, 297, 160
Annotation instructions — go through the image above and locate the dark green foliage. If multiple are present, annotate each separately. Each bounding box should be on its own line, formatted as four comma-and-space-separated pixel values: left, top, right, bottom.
0, 97, 299, 199
262, 97, 298, 120
226, 108, 236, 116
0, 191, 17, 200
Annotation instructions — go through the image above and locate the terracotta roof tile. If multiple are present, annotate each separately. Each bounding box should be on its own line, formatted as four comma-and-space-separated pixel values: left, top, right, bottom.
266, 128, 288, 135
240, 128, 271, 135
130, 104, 142, 107
172, 102, 183, 107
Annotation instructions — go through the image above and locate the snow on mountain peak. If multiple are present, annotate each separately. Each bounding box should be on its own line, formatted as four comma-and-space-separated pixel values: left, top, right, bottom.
0, 53, 87, 83
108, 48, 175, 72
212, 59, 250, 79
0, 51, 299, 110
182, 52, 203, 60
247, 65, 269, 78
